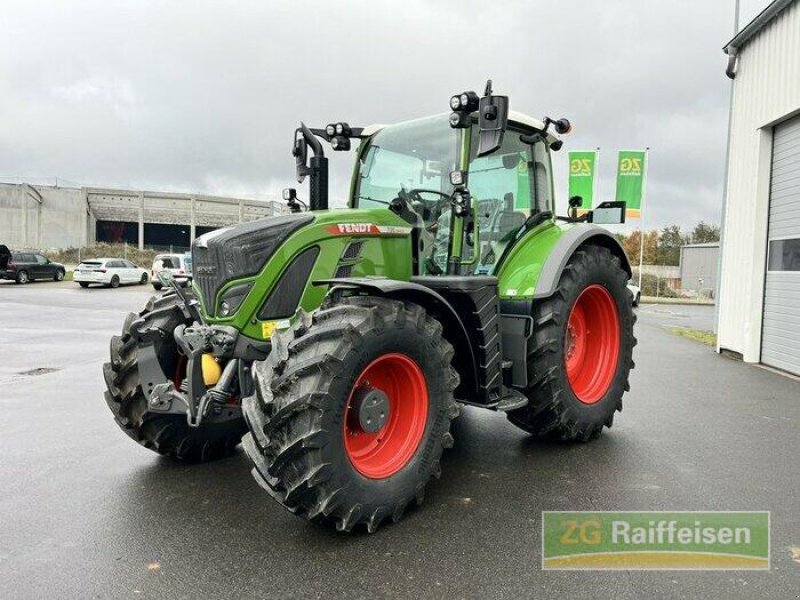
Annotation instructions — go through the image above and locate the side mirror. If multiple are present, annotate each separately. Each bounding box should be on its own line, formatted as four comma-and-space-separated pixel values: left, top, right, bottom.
293, 135, 308, 183
590, 201, 626, 225
478, 79, 508, 156
568, 195, 583, 209
477, 92, 509, 157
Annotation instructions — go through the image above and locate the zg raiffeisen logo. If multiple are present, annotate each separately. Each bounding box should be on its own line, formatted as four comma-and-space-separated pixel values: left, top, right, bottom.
541, 512, 770, 570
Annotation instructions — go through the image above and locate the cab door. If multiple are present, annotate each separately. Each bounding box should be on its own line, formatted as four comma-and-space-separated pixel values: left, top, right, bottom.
466, 126, 553, 273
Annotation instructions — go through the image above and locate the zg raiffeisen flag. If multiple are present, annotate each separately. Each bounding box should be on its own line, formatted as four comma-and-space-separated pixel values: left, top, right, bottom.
615, 150, 647, 218
568, 151, 597, 213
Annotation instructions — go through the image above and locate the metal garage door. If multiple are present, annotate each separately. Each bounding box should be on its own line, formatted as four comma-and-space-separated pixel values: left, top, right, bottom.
762, 114, 800, 375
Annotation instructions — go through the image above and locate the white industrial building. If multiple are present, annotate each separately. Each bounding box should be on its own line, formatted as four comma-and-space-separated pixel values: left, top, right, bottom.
680, 243, 719, 297
718, 0, 800, 375
0, 182, 283, 251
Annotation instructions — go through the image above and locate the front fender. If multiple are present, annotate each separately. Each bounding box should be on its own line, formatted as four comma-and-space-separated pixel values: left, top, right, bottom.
314, 277, 481, 404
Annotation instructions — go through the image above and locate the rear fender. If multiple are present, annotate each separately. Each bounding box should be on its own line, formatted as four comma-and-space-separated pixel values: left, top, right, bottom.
533, 225, 631, 298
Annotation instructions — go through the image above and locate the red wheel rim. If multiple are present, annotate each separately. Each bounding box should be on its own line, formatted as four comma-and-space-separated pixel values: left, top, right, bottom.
564, 284, 620, 404
343, 353, 428, 479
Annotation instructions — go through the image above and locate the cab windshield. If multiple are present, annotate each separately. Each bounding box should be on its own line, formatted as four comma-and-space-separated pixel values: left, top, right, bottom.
354, 114, 459, 229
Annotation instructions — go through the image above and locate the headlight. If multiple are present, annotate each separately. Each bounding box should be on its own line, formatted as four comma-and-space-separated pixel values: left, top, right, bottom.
449, 95, 461, 110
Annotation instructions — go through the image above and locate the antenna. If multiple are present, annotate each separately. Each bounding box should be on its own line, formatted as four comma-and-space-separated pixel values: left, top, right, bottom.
484, 79, 493, 96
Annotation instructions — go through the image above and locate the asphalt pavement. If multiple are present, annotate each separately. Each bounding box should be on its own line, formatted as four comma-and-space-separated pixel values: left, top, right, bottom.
0, 282, 798, 599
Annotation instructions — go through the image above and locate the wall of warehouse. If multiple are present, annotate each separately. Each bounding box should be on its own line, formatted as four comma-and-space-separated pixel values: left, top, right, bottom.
718, 0, 800, 362
0, 182, 283, 251
680, 245, 719, 295
0, 183, 91, 249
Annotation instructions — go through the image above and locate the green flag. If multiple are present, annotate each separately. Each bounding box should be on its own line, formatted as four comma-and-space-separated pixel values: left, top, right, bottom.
567, 151, 597, 213
615, 150, 647, 217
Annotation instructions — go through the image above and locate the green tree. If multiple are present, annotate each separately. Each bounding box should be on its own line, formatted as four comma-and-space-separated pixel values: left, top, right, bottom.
656, 225, 689, 266
690, 222, 720, 244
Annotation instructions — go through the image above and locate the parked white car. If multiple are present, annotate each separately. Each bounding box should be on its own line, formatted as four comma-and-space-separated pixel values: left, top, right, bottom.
627, 282, 641, 307
151, 253, 192, 290
73, 258, 149, 288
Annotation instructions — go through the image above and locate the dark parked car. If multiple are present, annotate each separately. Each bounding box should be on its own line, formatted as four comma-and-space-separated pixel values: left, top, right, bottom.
0, 245, 66, 284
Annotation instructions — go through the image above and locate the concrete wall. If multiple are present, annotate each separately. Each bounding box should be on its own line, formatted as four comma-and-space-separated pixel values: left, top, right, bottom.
0, 183, 90, 250
718, 0, 800, 362
0, 182, 283, 251
680, 244, 719, 294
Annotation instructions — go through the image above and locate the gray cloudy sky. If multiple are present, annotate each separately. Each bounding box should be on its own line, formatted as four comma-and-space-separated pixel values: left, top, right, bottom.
1, 0, 769, 230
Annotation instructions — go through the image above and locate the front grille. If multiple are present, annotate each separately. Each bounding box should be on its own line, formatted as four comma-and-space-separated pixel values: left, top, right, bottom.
334, 263, 354, 278
192, 214, 313, 315
341, 240, 363, 260
258, 246, 320, 320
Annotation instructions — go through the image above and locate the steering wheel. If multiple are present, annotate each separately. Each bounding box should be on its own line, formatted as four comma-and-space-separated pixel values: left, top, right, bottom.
401, 188, 452, 230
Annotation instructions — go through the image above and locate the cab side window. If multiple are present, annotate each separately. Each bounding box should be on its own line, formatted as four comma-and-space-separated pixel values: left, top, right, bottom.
468, 128, 553, 271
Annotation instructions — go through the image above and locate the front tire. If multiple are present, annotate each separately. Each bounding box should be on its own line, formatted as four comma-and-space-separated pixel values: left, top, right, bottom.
242, 296, 460, 533
54, 269, 65, 282
109, 275, 120, 288
508, 245, 636, 441
140, 273, 148, 285
103, 292, 247, 461
153, 281, 163, 291
79, 282, 90, 288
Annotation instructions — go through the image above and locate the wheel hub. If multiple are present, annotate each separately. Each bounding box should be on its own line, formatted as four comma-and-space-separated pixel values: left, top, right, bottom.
343, 353, 428, 479
351, 386, 391, 434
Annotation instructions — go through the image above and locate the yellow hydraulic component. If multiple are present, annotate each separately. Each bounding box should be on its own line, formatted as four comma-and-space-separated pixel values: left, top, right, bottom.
201, 354, 222, 386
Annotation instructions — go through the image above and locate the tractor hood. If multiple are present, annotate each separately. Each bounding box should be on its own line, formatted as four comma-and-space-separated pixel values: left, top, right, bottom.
192, 213, 314, 315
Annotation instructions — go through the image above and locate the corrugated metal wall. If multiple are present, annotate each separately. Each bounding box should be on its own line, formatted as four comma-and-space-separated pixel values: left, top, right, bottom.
680, 245, 719, 294
761, 114, 800, 374
718, 0, 800, 362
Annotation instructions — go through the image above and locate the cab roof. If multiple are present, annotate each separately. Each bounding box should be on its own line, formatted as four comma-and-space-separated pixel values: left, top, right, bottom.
361, 111, 560, 145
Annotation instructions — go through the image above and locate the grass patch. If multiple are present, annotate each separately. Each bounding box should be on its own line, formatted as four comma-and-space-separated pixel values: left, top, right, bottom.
641, 296, 714, 306
666, 326, 717, 346
64, 270, 74, 281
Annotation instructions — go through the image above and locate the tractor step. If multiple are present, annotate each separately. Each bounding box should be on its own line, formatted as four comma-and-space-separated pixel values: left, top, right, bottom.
495, 389, 528, 412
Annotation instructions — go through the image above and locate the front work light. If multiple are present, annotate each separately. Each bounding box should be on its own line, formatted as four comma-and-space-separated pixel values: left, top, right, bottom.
449, 112, 469, 129
458, 91, 479, 112
449, 170, 467, 187
325, 124, 336, 137
331, 136, 351, 151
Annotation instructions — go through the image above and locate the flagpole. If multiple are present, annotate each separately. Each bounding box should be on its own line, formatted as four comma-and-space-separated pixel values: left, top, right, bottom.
594, 147, 601, 209
637, 147, 651, 289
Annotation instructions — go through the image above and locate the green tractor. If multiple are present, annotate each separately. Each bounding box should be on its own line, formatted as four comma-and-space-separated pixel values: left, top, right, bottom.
103, 82, 635, 532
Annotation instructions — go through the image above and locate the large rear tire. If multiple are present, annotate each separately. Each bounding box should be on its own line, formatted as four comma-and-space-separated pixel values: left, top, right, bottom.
508, 245, 636, 441
103, 292, 247, 462
242, 296, 460, 533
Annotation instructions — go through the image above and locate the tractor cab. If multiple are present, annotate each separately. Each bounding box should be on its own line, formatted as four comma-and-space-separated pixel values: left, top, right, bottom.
287, 81, 576, 280
351, 110, 559, 276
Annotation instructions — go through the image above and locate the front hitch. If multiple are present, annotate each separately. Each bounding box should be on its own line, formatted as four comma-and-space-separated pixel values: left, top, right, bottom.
148, 324, 241, 428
